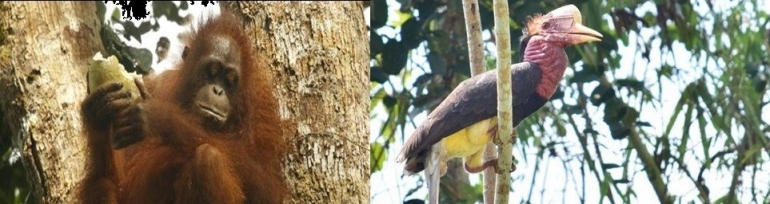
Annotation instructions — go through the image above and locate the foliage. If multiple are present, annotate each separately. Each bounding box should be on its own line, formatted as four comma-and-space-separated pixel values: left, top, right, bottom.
100, 1, 190, 74
370, 0, 769, 203
0, 120, 27, 204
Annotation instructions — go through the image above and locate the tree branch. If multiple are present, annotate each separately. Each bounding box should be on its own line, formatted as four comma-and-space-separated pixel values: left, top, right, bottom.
628, 128, 672, 203
460, 0, 496, 203
491, 0, 513, 203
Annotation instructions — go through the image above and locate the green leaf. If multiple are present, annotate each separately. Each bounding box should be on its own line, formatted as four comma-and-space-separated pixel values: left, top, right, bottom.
590, 83, 615, 106
616, 78, 644, 92
392, 10, 413, 28
601, 163, 622, 170
401, 18, 423, 49
600, 173, 612, 199
370, 143, 387, 173
370, 0, 388, 29
569, 66, 600, 84
370, 67, 390, 84
555, 119, 566, 137
370, 88, 387, 112
562, 104, 583, 115
664, 83, 692, 139
613, 178, 630, 184
427, 52, 447, 75
371, 31, 385, 58
382, 40, 408, 75
621, 107, 639, 126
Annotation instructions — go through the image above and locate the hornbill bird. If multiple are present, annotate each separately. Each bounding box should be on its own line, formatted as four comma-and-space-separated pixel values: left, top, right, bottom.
397, 4, 603, 176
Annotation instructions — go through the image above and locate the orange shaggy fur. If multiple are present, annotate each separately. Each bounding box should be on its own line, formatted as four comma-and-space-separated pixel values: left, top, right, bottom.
78, 12, 286, 204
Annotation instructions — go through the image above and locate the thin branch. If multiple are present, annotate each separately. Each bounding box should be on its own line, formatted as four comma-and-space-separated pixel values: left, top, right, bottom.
491, 0, 513, 203
561, 96, 616, 204
672, 156, 710, 203
628, 128, 672, 203
462, 0, 485, 76
525, 149, 542, 202
426, 143, 441, 204
460, 0, 495, 203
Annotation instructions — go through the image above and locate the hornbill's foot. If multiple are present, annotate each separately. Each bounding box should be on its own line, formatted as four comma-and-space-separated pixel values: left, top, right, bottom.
464, 159, 516, 174
493, 159, 517, 174
503, 161, 517, 174
491, 126, 518, 146
489, 126, 502, 145
499, 155, 518, 174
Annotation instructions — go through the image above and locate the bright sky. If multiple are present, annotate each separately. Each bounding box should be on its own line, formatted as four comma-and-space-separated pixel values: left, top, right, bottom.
369, 0, 770, 203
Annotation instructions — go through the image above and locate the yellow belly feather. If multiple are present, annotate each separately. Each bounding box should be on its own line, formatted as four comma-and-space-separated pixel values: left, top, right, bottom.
441, 118, 497, 168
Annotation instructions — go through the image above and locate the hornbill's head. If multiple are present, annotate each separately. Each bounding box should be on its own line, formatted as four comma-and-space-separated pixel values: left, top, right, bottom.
524, 4, 603, 47
519, 4, 604, 100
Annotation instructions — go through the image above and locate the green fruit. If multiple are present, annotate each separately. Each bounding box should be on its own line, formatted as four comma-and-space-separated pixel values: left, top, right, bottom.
88, 52, 139, 99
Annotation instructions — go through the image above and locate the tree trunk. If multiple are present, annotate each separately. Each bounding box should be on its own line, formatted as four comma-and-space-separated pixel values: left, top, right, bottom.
223, 2, 369, 203
0, 2, 102, 203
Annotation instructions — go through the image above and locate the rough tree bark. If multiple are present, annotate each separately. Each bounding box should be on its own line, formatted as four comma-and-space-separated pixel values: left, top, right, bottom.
223, 2, 369, 203
0, 2, 102, 203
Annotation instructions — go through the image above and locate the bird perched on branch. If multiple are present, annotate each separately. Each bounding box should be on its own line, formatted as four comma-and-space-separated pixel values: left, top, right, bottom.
398, 4, 603, 176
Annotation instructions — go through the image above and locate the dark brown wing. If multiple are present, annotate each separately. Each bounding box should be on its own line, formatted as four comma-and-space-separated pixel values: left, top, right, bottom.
398, 62, 541, 171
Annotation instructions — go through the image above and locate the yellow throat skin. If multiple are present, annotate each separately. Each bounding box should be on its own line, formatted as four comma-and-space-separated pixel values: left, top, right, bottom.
440, 117, 498, 171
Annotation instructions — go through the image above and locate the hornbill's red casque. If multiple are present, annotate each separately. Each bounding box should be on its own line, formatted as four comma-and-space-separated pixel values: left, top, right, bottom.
397, 4, 603, 176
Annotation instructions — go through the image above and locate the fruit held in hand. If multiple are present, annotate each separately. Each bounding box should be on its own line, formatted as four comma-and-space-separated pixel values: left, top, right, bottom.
88, 52, 140, 99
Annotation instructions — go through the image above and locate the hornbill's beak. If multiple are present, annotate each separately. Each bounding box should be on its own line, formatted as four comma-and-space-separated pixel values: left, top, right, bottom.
566, 23, 603, 44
